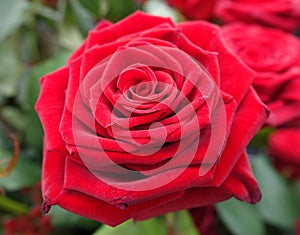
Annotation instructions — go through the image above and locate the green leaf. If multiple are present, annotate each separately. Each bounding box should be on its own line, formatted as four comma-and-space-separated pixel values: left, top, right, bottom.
216, 198, 266, 235
0, 194, 29, 215
69, 0, 95, 36
104, 0, 138, 22
252, 156, 300, 228
290, 181, 300, 219
58, 23, 84, 51
1, 107, 27, 130
172, 210, 198, 235
30, 1, 63, 22
93, 218, 166, 235
49, 206, 99, 230
0, 0, 28, 42
0, 150, 41, 191
0, 39, 23, 97
249, 127, 274, 150
78, 0, 101, 18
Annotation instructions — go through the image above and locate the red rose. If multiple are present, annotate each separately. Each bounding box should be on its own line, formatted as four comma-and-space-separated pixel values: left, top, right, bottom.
268, 128, 300, 179
221, 23, 300, 127
35, 11, 268, 226
215, 0, 300, 32
167, 0, 219, 20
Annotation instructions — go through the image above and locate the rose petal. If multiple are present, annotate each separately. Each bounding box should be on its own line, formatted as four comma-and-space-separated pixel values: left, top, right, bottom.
212, 88, 268, 186
35, 67, 69, 152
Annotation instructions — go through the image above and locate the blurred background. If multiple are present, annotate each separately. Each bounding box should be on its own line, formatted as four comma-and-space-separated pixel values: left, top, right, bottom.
0, 0, 300, 234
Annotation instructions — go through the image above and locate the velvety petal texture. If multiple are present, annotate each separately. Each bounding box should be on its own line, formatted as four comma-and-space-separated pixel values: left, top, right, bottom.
215, 0, 300, 32
35, 11, 268, 226
221, 23, 300, 127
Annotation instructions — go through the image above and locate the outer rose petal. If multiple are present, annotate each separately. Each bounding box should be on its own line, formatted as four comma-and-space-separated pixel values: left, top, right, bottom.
35, 67, 69, 152
220, 152, 261, 203
68, 20, 112, 63
134, 153, 260, 221
42, 151, 185, 227
42, 152, 182, 226
212, 88, 268, 187
41, 148, 65, 210
57, 186, 183, 227
178, 21, 255, 104
85, 11, 174, 51
134, 187, 232, 221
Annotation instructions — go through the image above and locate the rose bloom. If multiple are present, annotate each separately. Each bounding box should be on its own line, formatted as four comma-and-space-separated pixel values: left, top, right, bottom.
221, 23, 300, 127
166, 0, 219, 20
268, 128, 300, 179
36, 11, 268, 226
215, 0, 300, 32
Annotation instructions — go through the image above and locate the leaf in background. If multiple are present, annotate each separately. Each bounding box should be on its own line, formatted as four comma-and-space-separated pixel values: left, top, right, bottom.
290, 181, 300, 214
69, 0, 95, 36
172, 210, 198, 235
0, 0, 28, 42
0, 150, 40, 191
216, 198, 266, 235
92, 218, 166, 235
1, 107, 27, 131
143, 0, 178, 22
58, 22, 84, 51
30, 1, 64, 22
104, 0, 139, 22
79, 0, 101, 18
249, 127, 274, 150
49, 206, 100, 231
252, 156, 300, 228
0, 39, 23, 97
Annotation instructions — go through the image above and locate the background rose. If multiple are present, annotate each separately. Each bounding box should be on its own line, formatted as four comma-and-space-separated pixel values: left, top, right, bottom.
221, 23, 300, 127
35, 11, 268, 226
215, 0, 300, 32
166, 0, 219, 20
268, 128, 300, 179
